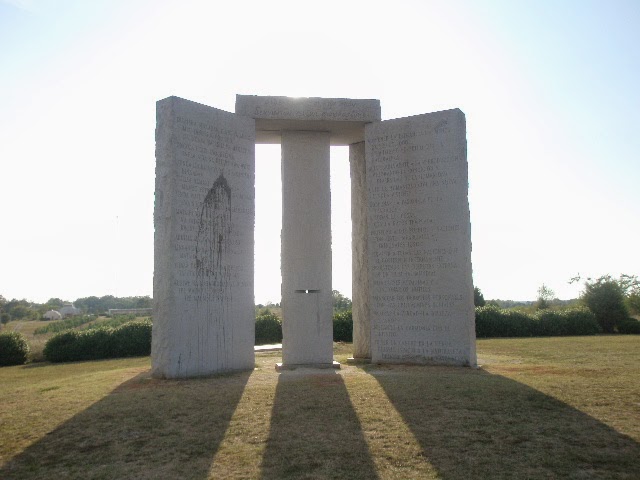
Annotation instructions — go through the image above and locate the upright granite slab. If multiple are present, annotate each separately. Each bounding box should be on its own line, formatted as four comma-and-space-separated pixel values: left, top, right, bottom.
349, 141, 371, 359
280, 131, 334, 367
365, 110, 476, 366
153, 96, 255, 378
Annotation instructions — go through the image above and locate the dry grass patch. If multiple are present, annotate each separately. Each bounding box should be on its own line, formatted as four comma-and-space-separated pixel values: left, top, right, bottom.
0, 337, 638, 479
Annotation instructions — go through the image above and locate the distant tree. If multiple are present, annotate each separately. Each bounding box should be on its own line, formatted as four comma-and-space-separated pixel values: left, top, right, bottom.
627, 291, 640, 316
619, 274, 640, 316
134, 296, 151, 308
74, 295, 152, 314
3, 299, 37, 321
74, 296, 102, 314
332, 290, 352, 312
45, 298, 64, 309
574, 275, 631, 333
536, 284, 555, 310
36, 297, 67, 315
474, 287, 486, 307
0, 295, 7, 325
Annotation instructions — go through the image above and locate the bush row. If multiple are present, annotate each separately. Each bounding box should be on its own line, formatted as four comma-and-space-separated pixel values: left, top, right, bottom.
475, 306, 601, 338
35, 308, 640, 365
333, 311, 353, 342
85, 314, 139, 330
255, 313, 282, 345
255, 311, 355, 344
34, 315, 96, 335
0, 331, 30, 366
44, 320, 151, 362
618, 318, 640, 334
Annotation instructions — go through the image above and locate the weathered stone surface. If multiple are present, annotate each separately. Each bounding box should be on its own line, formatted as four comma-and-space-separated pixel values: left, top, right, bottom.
365, 109, 476, 366
235, 95, 381, 145
152, 96, 255, 378
280, 131, 334, 367
349, 142, 371, 359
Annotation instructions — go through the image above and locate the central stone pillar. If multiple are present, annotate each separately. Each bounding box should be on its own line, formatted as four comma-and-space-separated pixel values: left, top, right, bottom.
279, 131, 336, 368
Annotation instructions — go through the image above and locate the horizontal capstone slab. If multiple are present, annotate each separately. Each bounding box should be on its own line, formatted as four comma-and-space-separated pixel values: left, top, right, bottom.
235, 95, 381, 145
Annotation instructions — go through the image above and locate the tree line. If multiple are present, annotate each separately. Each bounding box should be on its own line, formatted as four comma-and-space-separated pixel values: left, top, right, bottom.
0, 295, 152, 323
475, 273, 640, 334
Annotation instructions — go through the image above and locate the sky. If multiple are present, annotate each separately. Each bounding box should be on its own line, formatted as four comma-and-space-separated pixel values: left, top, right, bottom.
1, 0, 638, 304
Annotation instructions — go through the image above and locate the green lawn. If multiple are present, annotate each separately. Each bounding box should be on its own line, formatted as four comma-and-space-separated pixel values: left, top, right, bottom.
0, 337, 638, 479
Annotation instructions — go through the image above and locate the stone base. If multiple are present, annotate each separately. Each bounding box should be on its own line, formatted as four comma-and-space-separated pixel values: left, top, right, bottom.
275, 361, 341, 371
346, 357, 371, 364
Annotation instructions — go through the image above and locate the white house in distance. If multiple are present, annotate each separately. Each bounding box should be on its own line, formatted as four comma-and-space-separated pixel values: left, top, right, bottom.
43, 310, 62, 320
59, 304, 81, 318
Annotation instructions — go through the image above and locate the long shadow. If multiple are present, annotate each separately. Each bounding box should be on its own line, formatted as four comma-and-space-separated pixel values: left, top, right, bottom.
260, 370, 379, 480
1, 369, 251, 480
369, 365, 640, 479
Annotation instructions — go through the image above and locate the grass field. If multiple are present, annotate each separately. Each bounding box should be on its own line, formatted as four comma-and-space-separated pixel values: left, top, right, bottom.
0, 336, 638, 479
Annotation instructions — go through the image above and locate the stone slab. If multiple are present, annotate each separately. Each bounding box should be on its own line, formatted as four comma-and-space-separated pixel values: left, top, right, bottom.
152, 96, 256, 378
349, 142, 371, 359
280, 131, 334, 366
365, 109, 476, 367
235, 95, 381, 145
275, 361, 341, 371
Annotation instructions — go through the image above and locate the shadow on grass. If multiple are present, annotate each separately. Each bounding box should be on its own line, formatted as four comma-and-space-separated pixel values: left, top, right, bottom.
1, 369, 251, 480
260, 370, 379, 480
369, 366, 640, 479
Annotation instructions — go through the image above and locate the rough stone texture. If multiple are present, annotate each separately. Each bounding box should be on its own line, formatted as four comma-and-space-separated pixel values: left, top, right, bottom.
349, 142, 371, 359
280, 131, 334, 367
365, 109, 476, 366
235, 95, 381, 145
152, 96, 255, 378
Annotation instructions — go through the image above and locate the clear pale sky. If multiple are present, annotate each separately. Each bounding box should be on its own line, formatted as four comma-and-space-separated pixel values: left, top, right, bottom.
1, 0, 638, 304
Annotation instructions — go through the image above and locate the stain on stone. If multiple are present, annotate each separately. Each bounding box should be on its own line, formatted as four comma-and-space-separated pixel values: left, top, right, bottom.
194, 173, 233, 369
196, 173, 232, 282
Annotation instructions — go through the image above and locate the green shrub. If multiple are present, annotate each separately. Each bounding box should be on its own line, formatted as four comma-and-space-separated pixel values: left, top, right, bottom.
44, 320, 152, 362
255, 313, 282, 345
0, 331, 30, 366
533, 310, 569, 336
112, 320, 152, 356
333, 310, 353, 342
44, 328, 113, 362
533, 308, 600, 336
43, 331, 81, 362
581, 276, 629, 333
558, 308, 601, 335
475, 306, 534, 338
476, 306, 600, 338
618, 318, 640, 334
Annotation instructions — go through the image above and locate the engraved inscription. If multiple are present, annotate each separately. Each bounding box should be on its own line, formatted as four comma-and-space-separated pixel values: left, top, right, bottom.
365, 110, 474, 366
153, 97, 255, 378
